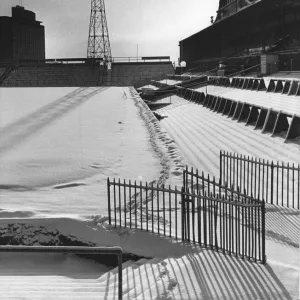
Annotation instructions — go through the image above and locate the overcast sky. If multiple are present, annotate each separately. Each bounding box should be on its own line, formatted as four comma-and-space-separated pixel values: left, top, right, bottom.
0, 0, 219, 63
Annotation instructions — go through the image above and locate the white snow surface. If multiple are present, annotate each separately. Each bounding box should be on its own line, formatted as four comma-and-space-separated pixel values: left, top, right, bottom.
0, 86, 184, 216
0, 87, 299, 299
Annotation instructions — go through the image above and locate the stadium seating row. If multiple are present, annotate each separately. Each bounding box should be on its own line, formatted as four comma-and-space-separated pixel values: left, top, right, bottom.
175, 87, 300, 143
209, 76, 300, 96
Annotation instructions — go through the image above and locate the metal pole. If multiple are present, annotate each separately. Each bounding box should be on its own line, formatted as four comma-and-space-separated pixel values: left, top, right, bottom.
107, 178, 111, 224
137, 44, 138, 62
118, 254, 123, 300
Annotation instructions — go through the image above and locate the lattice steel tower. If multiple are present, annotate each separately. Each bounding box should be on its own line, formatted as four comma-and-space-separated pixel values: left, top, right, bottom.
87, 0, 112, 62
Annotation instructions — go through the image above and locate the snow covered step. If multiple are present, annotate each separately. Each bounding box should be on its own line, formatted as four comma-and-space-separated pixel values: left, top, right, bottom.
112, 257, 165, 296
97, 258, 149, 286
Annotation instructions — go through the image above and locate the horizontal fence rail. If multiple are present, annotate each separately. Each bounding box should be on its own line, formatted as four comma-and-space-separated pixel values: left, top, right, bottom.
0, 245, 123, 300
183, 168, 265, 263
220, 151, 300, 209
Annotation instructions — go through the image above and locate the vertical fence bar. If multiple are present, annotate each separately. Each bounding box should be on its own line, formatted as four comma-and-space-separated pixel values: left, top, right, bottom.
157, 183, 160, 235
267, 161, 270, 203
163, 184, 166, 236
129, 180, 132, 228
262, 159, 265, 201
169, 186, 172, 238
281, 162, 284, 206
292, 164, 295, 209
181, 187, 185, 242
204, 191, 207, 247
254, 158, 257, 199
297, 164, 300, 209
220, 151, 223, 184
124, 180, 127, 228
175, 187, 178, 240
258, 200, 261, 261
276, 161, 279, 205
118, 179, 121, 226
140, 181, 143, 230
107, 178, 111, 224
258, 159, 261, 199
152, 183, 154, 233
135, 181, 137, 229
287, 163, 289, 208
146, 182, 148, 231
262, 200, 266, 263
114, 178, 117, 227
270, 161, 274, 205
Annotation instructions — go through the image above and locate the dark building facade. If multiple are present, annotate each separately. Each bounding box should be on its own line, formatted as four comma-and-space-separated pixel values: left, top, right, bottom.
0, 6, 45, 63
179, 0, 300, 73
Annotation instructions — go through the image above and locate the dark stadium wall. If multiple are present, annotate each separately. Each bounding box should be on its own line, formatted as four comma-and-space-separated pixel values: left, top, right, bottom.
180, 0, 300, 72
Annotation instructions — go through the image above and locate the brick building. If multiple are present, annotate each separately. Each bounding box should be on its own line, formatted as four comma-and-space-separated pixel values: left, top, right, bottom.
0, 5, 45, 63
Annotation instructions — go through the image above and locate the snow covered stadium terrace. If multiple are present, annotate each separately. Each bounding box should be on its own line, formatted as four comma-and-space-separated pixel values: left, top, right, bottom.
0, 73, 299, 299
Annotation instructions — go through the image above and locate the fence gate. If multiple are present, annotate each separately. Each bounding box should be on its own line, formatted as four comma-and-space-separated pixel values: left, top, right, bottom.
183, 168, 266, 263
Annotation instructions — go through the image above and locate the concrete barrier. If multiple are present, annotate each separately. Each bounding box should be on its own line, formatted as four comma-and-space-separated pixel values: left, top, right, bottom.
222, 99, 233, 115
234, 78, 240, 88
213, 97, 221, 111
297, 83, 300, 96
238, 78, 244, 89
225, 78, 231, 87
274, 80, 284, 93
217, 97, 227, 113
255, 108, 268, 130
285, 115, 300, 141
247, 78, 254, 90
282, 80, 291, 94
272, 112, 290, 136
232, 102, 243, 120
199, 92, 205, 104
203, 94, 210, 107
209, 96, 217, 109
258, 79, 267, 91
242, 78, 249, 89
228, 101, 238, 118
252, 79, 259, 90
288, 80, 299, 95
267, 79, 276, 93
238, 103, 251, 122
262, 109, 278, 133
246, 106, 260, 126
230, 78, 236, 87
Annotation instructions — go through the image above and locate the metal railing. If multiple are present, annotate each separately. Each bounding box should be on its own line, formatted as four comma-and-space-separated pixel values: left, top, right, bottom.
111, 56, 170, 63
220, 151, 300, 209
0, 245, 123, 300
107, 178, 182, 240
182, 167, 265, 263
107, 176, 266, 263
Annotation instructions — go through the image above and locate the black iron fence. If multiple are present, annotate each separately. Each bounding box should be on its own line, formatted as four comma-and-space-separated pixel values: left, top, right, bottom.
182, 168, 265, 263
220, 151, 300, 209
107, 178, 182, 240
107, 175, 266, 263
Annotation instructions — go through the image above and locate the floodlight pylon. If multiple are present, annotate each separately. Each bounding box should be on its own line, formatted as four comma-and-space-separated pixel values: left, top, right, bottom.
87, 0, 112, 62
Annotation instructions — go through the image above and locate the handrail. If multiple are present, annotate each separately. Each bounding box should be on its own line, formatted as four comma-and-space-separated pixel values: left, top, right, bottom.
112, 56, 171, 63
0, 245, 123, 300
